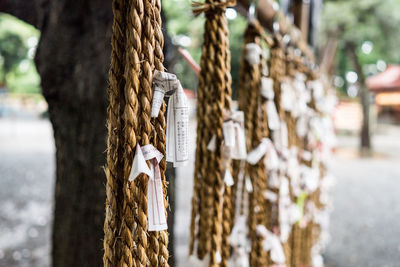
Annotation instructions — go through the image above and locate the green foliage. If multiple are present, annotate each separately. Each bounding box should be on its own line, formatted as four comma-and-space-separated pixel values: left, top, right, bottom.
320, 0, 400, 93
0, 13, 41, 94
163, 0, 247, 99
0, 32, 27, 78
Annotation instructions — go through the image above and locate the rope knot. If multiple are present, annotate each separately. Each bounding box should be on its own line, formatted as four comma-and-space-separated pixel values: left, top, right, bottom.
192, 0, 236, 16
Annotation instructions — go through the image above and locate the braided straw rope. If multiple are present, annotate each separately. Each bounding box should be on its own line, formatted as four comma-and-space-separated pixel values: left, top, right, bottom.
189, 0, 234, 265
236, 22, 269, 267
220, 12, 233, 267
120, 0, 145, 265
138, 0, 165, 265
103, 0, 126, 266
150, 0, 170, 264
269, 37, 291, 266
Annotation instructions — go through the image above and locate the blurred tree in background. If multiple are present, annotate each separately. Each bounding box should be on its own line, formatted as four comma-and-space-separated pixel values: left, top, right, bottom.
0, 14, 40, 94
320, 0, 400, 151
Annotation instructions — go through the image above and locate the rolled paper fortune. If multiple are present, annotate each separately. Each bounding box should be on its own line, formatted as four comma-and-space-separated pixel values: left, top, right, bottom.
166, 80, 189, 167
245, 43, 262, 65
129, 144, 168, 231
151, 70, 178, 118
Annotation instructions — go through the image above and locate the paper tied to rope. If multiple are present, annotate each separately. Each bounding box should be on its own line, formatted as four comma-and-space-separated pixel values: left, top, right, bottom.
151, 70, 189, 167
222, 110, 247, 159
208, 110, 247, 186
281, 80, 296, 112
229, 216, 250, 267
256, 225, 286, 264
166, 80, 189, 167
245, 43, 262, 65
272, 120, 288, 152
129, 144, 168, 231
300, 164, 320, 193
260, 77, 280, 131
246, 138, 279, 171
192, 0, 236, 16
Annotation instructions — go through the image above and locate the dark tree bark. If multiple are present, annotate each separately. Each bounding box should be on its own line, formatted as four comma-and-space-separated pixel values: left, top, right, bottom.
36, 2, 112, 266
346, 42, 371, 153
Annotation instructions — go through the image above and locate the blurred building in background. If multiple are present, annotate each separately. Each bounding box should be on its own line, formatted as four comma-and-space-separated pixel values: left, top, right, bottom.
367, 65, 400, 123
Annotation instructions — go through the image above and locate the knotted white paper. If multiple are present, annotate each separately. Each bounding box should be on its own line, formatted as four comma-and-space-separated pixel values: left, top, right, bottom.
129, 144, 168, 231
129, 144, 152, 182
224, 110, 247, 160
245, 43, 262, 65
229, 216, 250, 267
223, 169, 234, 187
256, 225, 286, 264
263, 190, 278, 202
166, 80, 189, 167
246, 138, 270, 165
260, 77, 280, 131
151, 70, 178, 117
207, 110, 247, 186
207, 111, 246, 160
246, 136, 279, 173
281, 80, 296, 112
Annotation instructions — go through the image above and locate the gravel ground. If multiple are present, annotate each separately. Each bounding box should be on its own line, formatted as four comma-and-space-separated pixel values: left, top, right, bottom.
324, 125, 400, 267
1, 115, 399, 267
0, 117, 54, 267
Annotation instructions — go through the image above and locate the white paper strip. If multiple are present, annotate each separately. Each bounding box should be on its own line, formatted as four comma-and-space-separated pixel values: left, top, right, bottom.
245, 43, 262, 65
225, 110, 247, 160
246, 138, 274, 165
166, 81, 189, 167
256, 225, 286, 264
229, 216, 250, 267
224, 169, 234, 187
129, 144, 167, 231
207, 135, 217, 152
260, 77, 274, 99
281, 81, 295, 112
266, 100, 280, 131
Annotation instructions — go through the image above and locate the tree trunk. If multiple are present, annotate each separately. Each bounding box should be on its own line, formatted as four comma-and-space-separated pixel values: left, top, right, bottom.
345, 42, 371, 153
35, 1, 112, 266
1, 0, 111, 266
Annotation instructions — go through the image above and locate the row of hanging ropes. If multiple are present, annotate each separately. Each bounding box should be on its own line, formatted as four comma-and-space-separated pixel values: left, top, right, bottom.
103, 0, 336, 266
189, 1, 336, 267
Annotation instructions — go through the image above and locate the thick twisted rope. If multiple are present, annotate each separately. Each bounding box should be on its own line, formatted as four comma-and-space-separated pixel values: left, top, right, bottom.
120, 0, 145, 266
149, 0, 170, 264
220, 12, 233, 267
103, 0, 126, 265
189, 0, 234, 265
269, 37, 289, 265
236, 22, 269, 267
138, 0, 161, 265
